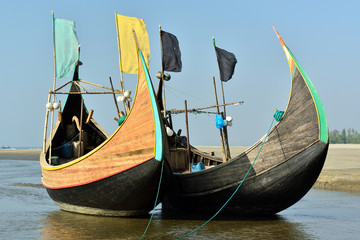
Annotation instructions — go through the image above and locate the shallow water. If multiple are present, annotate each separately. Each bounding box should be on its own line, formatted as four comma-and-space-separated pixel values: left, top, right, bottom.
0, 159, 359, 240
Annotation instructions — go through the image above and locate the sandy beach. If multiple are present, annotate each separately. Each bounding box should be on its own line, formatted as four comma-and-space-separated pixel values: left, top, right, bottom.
1, 144, 359, 193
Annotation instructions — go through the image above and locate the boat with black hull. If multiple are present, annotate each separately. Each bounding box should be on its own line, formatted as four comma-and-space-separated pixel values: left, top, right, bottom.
163, 27, 329, 216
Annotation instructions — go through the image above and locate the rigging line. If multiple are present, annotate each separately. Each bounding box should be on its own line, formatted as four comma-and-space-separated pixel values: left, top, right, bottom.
164, 86, 187, 102
165, 85, 207, 103
139, 158, 165, 240
176, 117, 276, 240
52, 132, 80, 150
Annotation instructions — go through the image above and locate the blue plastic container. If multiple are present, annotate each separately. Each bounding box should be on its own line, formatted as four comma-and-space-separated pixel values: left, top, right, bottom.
191, 162, 205, 172
59, 143, 73, 159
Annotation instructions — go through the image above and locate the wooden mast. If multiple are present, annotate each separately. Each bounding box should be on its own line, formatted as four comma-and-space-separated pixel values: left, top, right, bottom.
184, 100, 191, 172
212, 76, 226, 162
42, 91, 52, 154
220, 80, 231, 159
109, 77, 120, 118
213, 37, 231, 160
159, 25, 167, 118
47, 11, 58, 163
114, 11, 130, 115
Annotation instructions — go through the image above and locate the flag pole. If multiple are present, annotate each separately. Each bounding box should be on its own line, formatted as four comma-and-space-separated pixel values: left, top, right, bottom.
114, 11, 129, 115
184, 100, 191, 172
213, 37, 231, 160
159, 25, 167, 118
47, 11, 58, 163
220, 80, 231, 159
212, 76, 226, 162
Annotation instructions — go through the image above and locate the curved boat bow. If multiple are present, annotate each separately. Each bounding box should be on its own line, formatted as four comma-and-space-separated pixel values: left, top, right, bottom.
164, 28, 329, 216
41, 50, 168, 216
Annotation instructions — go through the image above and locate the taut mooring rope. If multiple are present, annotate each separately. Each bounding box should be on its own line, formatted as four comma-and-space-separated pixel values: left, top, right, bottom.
139, 158, 165, 240
176, 116, 277, 239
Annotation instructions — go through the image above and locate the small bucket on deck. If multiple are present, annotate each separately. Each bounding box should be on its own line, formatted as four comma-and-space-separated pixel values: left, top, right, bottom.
191, 162, 205, 172
51, 156, 59, 165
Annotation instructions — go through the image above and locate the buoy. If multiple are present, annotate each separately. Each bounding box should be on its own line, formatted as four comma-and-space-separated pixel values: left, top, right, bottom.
155, 71, 171, 81
46, 102, 53, 110
117, 96, 125, 102
53, 102, 59, 110
166, 126, 174, 136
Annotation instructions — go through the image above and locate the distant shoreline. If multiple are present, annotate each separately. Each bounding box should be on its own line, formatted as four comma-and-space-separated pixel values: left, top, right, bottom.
1, 144, 359, 193
0, 149, 41, 161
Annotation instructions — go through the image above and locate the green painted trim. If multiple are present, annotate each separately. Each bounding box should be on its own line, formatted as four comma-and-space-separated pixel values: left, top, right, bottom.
139, 51, 163, 161
286, 46, 328, 143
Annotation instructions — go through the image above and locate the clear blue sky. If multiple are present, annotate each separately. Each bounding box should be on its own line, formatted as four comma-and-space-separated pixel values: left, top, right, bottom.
1, 0, 359, 148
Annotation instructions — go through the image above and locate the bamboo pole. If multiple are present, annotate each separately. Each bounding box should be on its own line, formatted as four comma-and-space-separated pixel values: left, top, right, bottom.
55, 80, 122, 93
48, 11, 58, 163
78, 99, 84, 158
184, 100, 191, 172
54, 80, 72, 92
114, 11, 129, 115
212, 76, 226, 162
164, 101, 244, 114
220, 80, 231, 159
159, 25, 167, 118
52, 91, 122, 95
109, 77, 120, 117
42, 91, 52, 153
213, 37, 231, 160
86, 110, 93, 124
73, 81, 87, 93
79, 80, 122, 92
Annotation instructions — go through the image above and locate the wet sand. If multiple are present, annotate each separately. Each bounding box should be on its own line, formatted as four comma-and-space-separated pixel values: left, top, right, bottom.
0, 149, 41, 161
1, 144, 359, 193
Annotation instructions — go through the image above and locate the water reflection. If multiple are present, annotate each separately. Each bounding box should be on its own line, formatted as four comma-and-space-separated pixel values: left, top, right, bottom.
40, 207, 314, 240
1, 160, 359, 240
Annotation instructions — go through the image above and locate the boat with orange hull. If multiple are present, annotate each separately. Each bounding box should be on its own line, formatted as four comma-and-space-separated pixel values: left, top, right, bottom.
41, 50, 169, 217
163, 27, 329, 216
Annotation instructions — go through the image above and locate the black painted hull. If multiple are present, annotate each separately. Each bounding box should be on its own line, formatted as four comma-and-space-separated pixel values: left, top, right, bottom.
163, 29, 329, 216
164, 141, 328, 216
46, 159, 168, 216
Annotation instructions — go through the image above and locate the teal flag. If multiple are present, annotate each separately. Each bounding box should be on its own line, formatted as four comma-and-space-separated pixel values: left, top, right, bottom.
53, 16, 79, 78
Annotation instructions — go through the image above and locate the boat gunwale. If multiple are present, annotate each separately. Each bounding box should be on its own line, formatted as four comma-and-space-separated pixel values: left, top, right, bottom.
172, 139, 324, 197
41, 50, 159, 171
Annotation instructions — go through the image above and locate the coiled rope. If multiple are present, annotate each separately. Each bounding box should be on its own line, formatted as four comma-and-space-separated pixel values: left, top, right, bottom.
176, 116, 277, 239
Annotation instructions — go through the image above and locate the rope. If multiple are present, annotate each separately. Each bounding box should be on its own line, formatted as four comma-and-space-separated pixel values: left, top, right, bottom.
139, 158, 165, 240
169, 110, 217, 116
53, 132, 80, 150
273, 110, 284, 122
176, 117, 276, 240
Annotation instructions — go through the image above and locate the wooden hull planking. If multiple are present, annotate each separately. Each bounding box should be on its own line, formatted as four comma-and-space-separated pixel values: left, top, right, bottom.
41, 51, 166, 216
164, 30, 329, 216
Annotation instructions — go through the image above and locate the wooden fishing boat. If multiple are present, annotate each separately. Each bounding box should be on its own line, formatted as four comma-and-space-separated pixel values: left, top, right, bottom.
163, 28, 329, 216
40, 50, 169, 216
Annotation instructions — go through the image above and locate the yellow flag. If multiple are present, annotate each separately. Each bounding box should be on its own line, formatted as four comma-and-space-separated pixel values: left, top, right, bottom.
115, 13, 150, 74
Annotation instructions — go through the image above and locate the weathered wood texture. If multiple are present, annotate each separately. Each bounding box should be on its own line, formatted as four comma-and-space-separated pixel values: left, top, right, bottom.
164, 65, 329, 215
41, 58, 156, 189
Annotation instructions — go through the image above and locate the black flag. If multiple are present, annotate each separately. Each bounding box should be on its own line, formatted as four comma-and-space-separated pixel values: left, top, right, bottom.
161, 30, 182, 72
215, 46, 237, 81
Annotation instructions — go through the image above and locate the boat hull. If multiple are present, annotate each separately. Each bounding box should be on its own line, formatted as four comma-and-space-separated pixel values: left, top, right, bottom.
163, 29, 329, 217
163, 141, 328, 216
41, 50, 167, 217
46, 159, 166, 216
